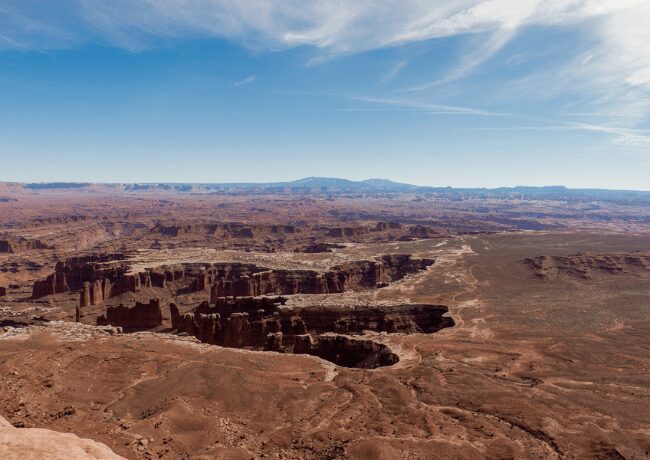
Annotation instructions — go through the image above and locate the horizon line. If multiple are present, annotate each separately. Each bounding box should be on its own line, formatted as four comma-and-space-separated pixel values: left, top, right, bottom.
2, 178, 650, 193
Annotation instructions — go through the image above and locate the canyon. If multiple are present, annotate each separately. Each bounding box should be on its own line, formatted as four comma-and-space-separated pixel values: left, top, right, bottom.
0, 183, 649, 459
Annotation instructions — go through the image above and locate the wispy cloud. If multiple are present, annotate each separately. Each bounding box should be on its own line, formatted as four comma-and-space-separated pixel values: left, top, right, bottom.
1, 1, 649, 146
347, 95, 506, 117
347, 94, 650, 146
565, 122, 650, 146
0, 2, 639, 54
234, 75, 257, 87
378, 60, 408, 85
455, 122, 650, 146
398, 26, 518, 92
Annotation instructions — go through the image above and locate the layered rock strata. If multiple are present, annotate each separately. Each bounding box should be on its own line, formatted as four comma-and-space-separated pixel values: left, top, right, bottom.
96, 299, 163, 332
526, 252, 650, 279
33, 254, 434, 302
0, 237, 53, 253
170, 297, 452, 368
153, 222, 297, 238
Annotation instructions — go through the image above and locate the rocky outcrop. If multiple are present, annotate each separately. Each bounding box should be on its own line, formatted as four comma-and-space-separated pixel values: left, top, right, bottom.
0, 237, 53, 253
298, 304, 454, 334
33, 254, 434, 302
97, 299, 163, 332
153, 222, 297, 239
326, 227, 370, 238
409, 225, 444, 238
170, 297, 302, 349
0, 415, 125, 460
32, 271, 69, 298
79, 280, 111, 307
173, 298, 453, 368
375, 222, 402, 231
32, 254, 130, 299
310, 334, 399, 369
297, 243, 346, 253
525, 252, 650, 279
265, 332, 285, 352
206, 254, 434, 300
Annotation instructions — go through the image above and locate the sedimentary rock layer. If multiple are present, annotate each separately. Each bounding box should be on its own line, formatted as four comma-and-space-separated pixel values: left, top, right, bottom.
0, 237, 53, 253
169, 297, 452, 368
526, 252, 650, 279
96, 300, 163, 332
32, 254, 434, 302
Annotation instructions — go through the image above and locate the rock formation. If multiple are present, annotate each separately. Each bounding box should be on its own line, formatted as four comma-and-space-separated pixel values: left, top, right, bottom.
375, 222, 402, 231
409, 225, 444, 238
171, 297, 452, 368
297, 243, 346, 253
96, 299, 163, 332
153, 222, 297, 239
312, 334, 399, 368
326, 227, 370, 238
32, 254, 129, 299
298, 304, 454, 334
0, 415, 125, 459
0, 286, 6, 297
33, 254, 434, 301
0, 237, 53, 253
526, 252, 650, 279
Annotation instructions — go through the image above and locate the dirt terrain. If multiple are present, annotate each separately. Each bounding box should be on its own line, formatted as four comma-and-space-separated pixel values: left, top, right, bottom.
0, 183, 649, 459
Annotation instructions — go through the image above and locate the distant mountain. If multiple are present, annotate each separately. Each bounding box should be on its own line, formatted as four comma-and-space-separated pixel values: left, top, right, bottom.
9, 178, 650, 204
280, 177, 420, 192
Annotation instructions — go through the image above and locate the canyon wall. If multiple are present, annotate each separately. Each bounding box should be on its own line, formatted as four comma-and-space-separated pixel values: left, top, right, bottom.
0, 238, 53, 253
169, 297, 452, 368
32, 254, 434, 302
96, 299, 163, 332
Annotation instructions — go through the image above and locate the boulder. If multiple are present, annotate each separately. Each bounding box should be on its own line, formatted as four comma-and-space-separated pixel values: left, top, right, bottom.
0, 415, 125, 459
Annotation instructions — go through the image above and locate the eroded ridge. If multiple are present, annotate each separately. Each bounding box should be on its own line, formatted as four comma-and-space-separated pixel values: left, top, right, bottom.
31, 253, 434, 305
525, 252, 650, 279
169, 297, 454, 369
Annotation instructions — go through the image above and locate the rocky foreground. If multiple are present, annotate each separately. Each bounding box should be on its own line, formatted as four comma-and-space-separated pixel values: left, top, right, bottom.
0, 413, 124, 459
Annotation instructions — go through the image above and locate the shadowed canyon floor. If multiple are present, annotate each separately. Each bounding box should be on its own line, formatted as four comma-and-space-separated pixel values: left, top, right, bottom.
1, 186, 649, 459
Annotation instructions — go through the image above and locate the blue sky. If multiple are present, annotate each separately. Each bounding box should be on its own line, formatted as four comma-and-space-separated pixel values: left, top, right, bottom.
1, 1, 649, 189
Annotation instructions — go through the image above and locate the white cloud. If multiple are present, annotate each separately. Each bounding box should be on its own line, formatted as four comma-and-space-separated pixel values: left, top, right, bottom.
0, 1, 640, 53
346, 94, 650, 146
1, 1, 649, 144
378, 60, 408, 85
234, 75, 257, 86
347, 95, 506, 118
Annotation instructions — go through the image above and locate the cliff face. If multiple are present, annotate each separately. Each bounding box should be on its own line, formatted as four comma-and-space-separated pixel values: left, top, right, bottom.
32, 254, 434, 301
310, 334, 399, 368
0, 238, 53, 253
525, 252, 650, 279
32, 254, 130, 299
297, 304, 454, 334
96, 299, 163, 332
207, 255, 434, 299
153, 222, 297, 238
170, 297, 300, 348
170, 297, 453, 369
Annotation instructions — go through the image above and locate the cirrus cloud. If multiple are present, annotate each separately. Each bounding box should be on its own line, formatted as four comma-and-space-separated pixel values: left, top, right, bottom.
1, 1, 649, 145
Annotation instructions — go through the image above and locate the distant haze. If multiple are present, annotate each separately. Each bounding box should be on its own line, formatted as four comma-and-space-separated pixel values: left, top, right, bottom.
6, 177, 650, 196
